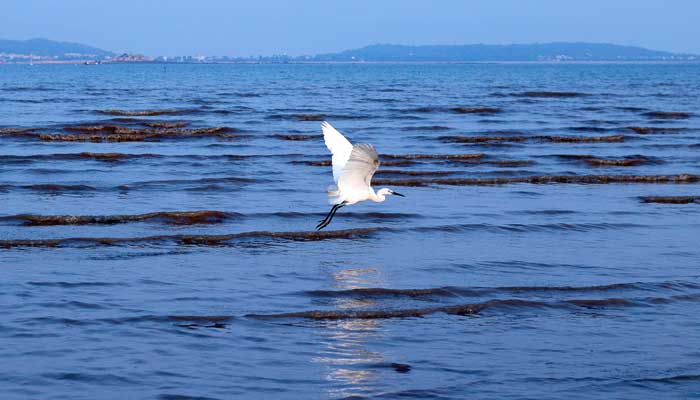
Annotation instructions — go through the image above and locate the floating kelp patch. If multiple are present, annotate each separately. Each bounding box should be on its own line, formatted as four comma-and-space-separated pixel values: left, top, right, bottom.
1, 211, 236, 226
639, 196, 700, 204
143, 121, 190, 128
0, 127, 35, 135
82, 152, 161, 162
39, 126, 239, 142
556, 154, 660, 167
372, 174, 700, 187
626, 126, 684, 134
64, 125, 122, 133
440, 135, 625, 144
644, 111, 693, 119
0, 228, 379, 249
273, 134, 321, 141
582, 158, 653, 167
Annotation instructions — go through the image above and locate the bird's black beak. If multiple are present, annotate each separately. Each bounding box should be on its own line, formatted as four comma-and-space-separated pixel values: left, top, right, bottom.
392, 191, 405, 197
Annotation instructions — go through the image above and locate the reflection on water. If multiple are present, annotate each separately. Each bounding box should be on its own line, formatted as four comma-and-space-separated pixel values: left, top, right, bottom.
314, 267, 386, 398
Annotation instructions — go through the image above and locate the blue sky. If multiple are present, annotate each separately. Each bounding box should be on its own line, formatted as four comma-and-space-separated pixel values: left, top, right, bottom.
2, 0, 699, 56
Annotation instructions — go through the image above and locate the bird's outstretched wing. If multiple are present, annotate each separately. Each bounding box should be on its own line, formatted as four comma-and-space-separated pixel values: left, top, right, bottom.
321, 121, 354, 183
338, 143, 380, 192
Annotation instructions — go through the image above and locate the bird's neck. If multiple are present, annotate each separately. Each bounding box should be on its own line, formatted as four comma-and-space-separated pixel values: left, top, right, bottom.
369, 189, 386, 203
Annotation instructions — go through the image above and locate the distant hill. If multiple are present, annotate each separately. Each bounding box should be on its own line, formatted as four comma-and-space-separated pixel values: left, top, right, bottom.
313, 43, 697, 62
0, 38, 114, 60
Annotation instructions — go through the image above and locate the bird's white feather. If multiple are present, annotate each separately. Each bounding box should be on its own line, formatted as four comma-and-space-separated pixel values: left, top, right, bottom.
338, 143, 380, 200
321, 121, 354, 183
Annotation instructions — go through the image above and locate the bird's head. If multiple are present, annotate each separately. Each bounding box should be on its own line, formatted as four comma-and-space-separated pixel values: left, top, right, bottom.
377, 188, 406, 199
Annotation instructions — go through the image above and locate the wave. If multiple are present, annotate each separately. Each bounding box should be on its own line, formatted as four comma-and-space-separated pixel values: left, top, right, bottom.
400, 126, 452, 131
616, 106, 648, 112
1, 210, 418, 227
304, 287, 460, 298
301, 281, 699, 300
0, 183, 97, 193
0, 152, 163, 163
0, 228, 379, 248
26, 281, 126, 288
222, 91, 261, 97
567, 126, 613, 132
124, 176, 259, 186
1, 85, 60, 92
245, 297, 632, 321
632, 374, 700, 384
509, 91, 589, 98
292, 159, 416, 167
451, 107, 501, 114
375, 170, 459, 177
440, 134, 626, 144
267, 113, 370, 121
372, 174, 700, 187
363, 97, 400, 103
490, 160, 536, 167
382, 153, 485, 160
400, 107, 501, 114
409, 222, 643, 234
644, 111, 693, 119
0, 176, 262, 194
95, 108, 201, 116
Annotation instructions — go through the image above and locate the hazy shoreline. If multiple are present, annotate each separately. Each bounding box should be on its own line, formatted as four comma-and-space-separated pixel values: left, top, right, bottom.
4, 60, 700, 65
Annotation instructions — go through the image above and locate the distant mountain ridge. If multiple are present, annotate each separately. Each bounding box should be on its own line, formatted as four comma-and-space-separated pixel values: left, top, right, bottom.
313, 43, 697, 62
0, 38, 114, 60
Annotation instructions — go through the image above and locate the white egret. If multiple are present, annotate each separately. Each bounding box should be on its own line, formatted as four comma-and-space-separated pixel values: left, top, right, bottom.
316, 121, 405, 230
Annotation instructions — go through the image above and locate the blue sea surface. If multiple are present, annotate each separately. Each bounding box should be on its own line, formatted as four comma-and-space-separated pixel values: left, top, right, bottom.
1, 63, 700, 399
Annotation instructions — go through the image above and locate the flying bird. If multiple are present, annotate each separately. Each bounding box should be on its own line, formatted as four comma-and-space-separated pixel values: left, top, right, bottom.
316, 121, 405, 230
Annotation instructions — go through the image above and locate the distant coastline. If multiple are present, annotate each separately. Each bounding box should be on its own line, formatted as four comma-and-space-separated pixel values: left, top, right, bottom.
4, 60, 700, 66
1, 39, 698, 64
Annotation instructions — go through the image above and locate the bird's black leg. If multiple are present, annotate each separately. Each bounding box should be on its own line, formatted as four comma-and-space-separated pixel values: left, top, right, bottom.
316, 202, 345, 230
316, 204, 338, 229
316, 204, 339, 230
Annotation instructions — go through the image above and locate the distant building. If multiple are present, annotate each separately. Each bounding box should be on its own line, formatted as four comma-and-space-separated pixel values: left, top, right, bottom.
109, 53, 154, 63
